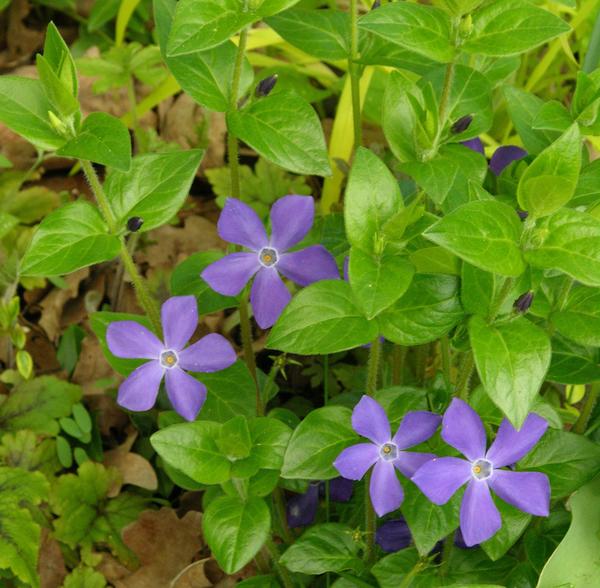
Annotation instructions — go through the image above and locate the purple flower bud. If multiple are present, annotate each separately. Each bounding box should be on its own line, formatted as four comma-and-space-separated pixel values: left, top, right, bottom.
517, 209, 529, 221
372, 0, 381, 9
127, 216, 144, 232
375, 519, 412, 552
287, 483, 319, 528
256, 75, 278, 97
514, 291, 534, 314
451, 115, 473, 134
327, 477, 354, 502
462, 137, 485, 155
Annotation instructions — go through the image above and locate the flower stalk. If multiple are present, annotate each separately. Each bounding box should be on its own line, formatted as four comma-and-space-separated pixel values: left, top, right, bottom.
366, 337, 381, 395
239, 288, 262, 415
349, 0, 362, 150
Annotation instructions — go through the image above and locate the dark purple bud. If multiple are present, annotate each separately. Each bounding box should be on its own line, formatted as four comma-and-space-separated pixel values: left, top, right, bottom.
517, 209, 529, 221
513, 291, 534, 314
461, 137, 485, 155
375, 519, 412, 553
343, 256, 349, 282
327, 477, 354, 502
287, 483, 319, 528
451, 114, 473, 134
489, 145, 528, 176
372, 0, 381, 9
256, 75, 278, 97
126, 216, 144, 232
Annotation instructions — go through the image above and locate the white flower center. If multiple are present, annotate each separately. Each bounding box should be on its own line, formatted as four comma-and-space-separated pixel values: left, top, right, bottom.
379, 442, 398, 462
159, 349, 179, 369
258, 247, 279, 268
471, 458, 493, 481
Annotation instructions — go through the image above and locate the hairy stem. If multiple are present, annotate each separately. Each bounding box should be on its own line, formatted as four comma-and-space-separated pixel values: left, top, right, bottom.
440, 335, 452, 392
366, 337, 381, 395
364, 471, 376, 563
391, 344, 405, 386
415, 344, 429, 387
239, 289, 262, 415
349, 0, 362, 150
264, 538, 295, 588
273, 487, 294, 545
438, 60, 456, 128
573, 383, 600, 434
456, 351, 474, 400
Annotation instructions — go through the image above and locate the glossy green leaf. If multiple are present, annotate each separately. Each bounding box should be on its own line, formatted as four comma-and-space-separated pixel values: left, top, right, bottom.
43, 22, 78, 98
105, 150, 203, 232
267, 281, 379, 354
469, 315, 551, 427
425, 200, 525, 276
481, 501, 531, 561
547, 336, 600, 385
227, 91, 330, 176
20, 201, 120, 277
517, 124, 581, 218
36, 54, 79, 117
379, 274, 464, 346
281, 406, 354, 480
203, 496, 271, 574
551, 285, 600, 347
463, 0, 570, 57
372, 548, 433, 588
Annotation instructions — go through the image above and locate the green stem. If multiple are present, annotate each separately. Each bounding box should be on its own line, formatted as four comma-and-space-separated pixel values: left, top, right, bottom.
456, 351, 474, 400
349, 0, 362, 150
366, 337, 381, 395
273, 487, 294, 545
438, 60, 456, 128
415, 344, 429, 387
573, 383, 600, 434
80, 159, 117, 233
323, 354, 331, 523
440, 535, 453, 576
264, 538, 295, 588
227, 17, 250, 200
239, 289, 262, 415
391, 344, 405, 386
440, 335, 452, 392
363, 471, 376, 563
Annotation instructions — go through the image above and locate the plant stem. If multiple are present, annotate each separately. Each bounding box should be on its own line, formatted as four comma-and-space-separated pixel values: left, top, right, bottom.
415, 344, 429, 387
227, 18, 250, 200
456, 351, 474, 400
264, 538, 295, 588
391, 344, 405, 386
573, 383, 600, 434
366, 337, 381, 395
440, 535, 453, 576
438, 60, 456, 127
239, 289, 262, 415
349, 0, 362, 150
273, 487, 294, 545
440, 335, 452, 392
363, 471, 376, 563
80, 160, 162, 335
323, 354, 331, 523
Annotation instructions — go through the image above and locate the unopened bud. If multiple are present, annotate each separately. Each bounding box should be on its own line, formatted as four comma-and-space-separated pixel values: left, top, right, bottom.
126, 217, 144, 232
517, 209, 529, 221
372, 0, 381, 9
513, 291, 534, 314
48, 111, 67, 135
256, 75, 278, 97
451, 115, 473, 134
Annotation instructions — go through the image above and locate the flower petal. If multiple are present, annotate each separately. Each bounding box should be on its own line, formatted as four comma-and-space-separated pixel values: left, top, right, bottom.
107, 321, 163, 359
178, 333, 237, 373
328, 477, 353, 502
376, 519, 412, 553
462, 137, 484, 155
201, 253, 260, 296
218, 197, 268, 250
394, 451, 436, 478
287, 483, 319, 528
269, 195, 314, 251
486, 413, 548, 467
489, 145, 527, 176
352, 395, 391, 445
161, 296, 197, 351
333, 443, 379, 481
489, 470, 550, 517
250, 267, 291, 329
117, 360, 163, 412
411, 456, 471, 505
393, 411, 441, 449
460, 480, 501, 547
442, 398, 487, 461
277, 245, 340, 286
370, 459, 404, 516
164, 368, 207, 421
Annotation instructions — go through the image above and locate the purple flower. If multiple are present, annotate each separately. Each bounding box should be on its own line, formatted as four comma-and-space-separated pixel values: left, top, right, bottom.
462, 140, 528, 176
107, 296, 236, 421
201, 196, 339, 329
376, 518, 412, 553
412, 399, 550, 547
333, 395, 441, 517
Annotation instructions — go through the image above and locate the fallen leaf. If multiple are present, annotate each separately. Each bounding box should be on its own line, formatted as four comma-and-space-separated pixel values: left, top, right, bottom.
72, 335, 114, 394
38, 528, 67, 588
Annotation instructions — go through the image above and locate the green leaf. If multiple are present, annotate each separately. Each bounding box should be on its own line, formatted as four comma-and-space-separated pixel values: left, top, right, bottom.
105, 150, 203, 232
57, 324, 86, 376
401, 481, 460, 555
481, 501, 531, 561
203, 496, 271, 574
266, 9, 350, 60
170, 252, 239, 314
547, 336, 600, 385
359, 2, 454, 63
379, 274, 464, 346
57, 112, 132, 171
537, 475, 600, 588
0, 376, 81, 435
62, 567, 107, 588
519, 430, 600, 499
43, 22, 78, 98
374, 387, 429, 430
36, 54, 79, 117
525, 208, 600, 287
0, 430, 60, 477
20, 201, 120, 277
572, 159, 600, 208
517, 124, 581, 218
227, 91, 330, 177
150, 421, 231, 485
463, 0, 570, 57
551, 285, 600, 347
0, 77, 65, 150
279, 523, 362, 574
244, 417, 292, 471
267, 281, 379, 354
372, 548, 426, 588
424, 201, 525, 276
469, 315, 551, 427
218, 415, 252, 460
348, 248, 415, 319
282, 406, 354, 480
344, 147, 403, 253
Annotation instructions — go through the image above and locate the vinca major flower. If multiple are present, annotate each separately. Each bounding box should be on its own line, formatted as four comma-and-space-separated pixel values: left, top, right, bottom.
334, 395, 441, 517
463, 138, 528, 176
201, 196, 339, 328
412, 399, 550, 547
107, 296, 236, 421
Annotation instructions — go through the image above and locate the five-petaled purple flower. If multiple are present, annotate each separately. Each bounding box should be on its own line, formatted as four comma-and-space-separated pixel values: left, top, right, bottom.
412, 398, 550, 547
107, 296, 236, 421
201, 196, 339, 329
463, 138, 528, 176
333, 395, 441, 517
